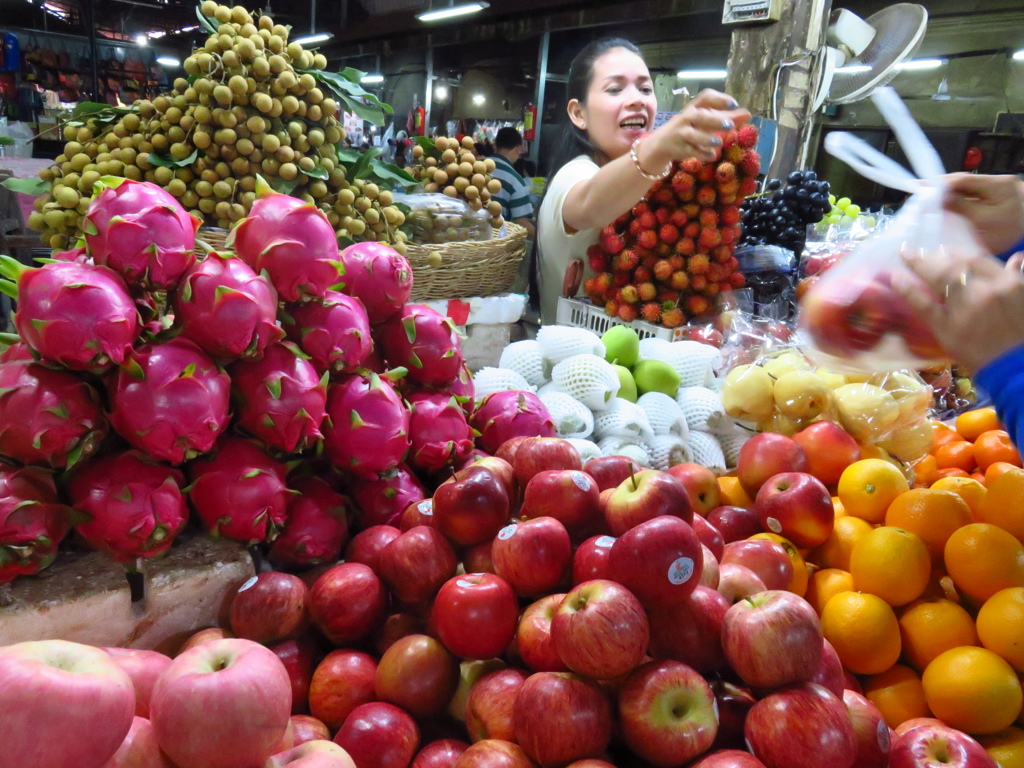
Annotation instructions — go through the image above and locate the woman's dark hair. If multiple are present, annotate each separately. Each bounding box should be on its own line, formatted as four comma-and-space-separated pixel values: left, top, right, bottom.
548, 37, 643, 178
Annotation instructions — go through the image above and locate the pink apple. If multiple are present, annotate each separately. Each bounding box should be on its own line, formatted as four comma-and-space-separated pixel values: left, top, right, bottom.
433, 574, 520, 660
699, 545, 720, 589
374, 613, 428, 656
716, 563, 768, 604
516, 594, 569, 673
584, 456, 644, 492
309, 562, 388, 646
519, 469, 602, 539
648, 585, 728, 674
401, 498, 438, 531
745, 683, 856, 768
572, 535, 616, 585
491, 517, 572, 597
375, 634, 459, 720
692, 514, 725, 560
755, 472, 834, 549
721, 590, 823, 690
380, 525, 459, 605
452, 739, 535, 768
710, 680, 758, 751
793, 421, 862, 487
608, 515, 703, 607
466, 668, 529, 742
308, 650, 378, 733
551, 579, 649, 680
270, 637, 319, 715
680, 326, 725, 348
264, 740, 359, 768
707, 506, 763, 543
811, 640, 845, 699
495, 437, 530, 466
843, 690, 891, 768
151, 638, 292, 768
290, 715, 331, 746
334, 702, 420, 768
689, 750, 767, 768
736, 433, 809, 496
470, 456, 518, 501
412, 740, 470, 768
889, 724, 997, 768
512, 673, 612, 766
845, 672, 864, 695
0, 640, 135, 768
720, 540, 792, 592
801, 276, 893, 358
512, 437, 582, 486
667, 463, 721, 517
895, 719, 947, 737
604, 470, 694, 536
102, 716, 176, 768
344, 525, 401, 575
230, 571, 311, 645
102, 647, 172, 719
433, 465, 511, 547
463, 540, 496, 575
449, 660, 508, 723
177, 626, 232, 655
618, 660, 719, 767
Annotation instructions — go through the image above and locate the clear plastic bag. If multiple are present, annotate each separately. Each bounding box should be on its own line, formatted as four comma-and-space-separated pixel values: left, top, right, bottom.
799, 88, 986, 373
397, 192, 493, 245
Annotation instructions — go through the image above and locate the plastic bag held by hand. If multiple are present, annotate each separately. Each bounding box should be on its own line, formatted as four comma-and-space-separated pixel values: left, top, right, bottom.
798, 88, 985, 372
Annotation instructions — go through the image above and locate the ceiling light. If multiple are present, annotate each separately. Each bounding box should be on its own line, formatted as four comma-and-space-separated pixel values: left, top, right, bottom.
360, 74, 384, 83
417, 2, 489, 22
676, 69, 727, 79
895, 58, 943, 70
291, 32, 333, 46
156, 56, 180, 66
435, 84, 449, 101
472, 93, 486, 105
135, 34, 147, 46
1013, 49, 1024, 61
836, 64, 871, 74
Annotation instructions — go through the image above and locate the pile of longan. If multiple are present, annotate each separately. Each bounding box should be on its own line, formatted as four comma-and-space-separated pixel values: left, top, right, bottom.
407, 136, 504, 228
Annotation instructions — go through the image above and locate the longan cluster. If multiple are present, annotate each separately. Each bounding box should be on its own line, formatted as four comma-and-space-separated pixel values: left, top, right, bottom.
408, 136, 504, 228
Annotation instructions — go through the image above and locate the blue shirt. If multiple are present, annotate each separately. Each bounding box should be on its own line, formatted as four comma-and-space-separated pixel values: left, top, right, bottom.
977, 345, 1024, 454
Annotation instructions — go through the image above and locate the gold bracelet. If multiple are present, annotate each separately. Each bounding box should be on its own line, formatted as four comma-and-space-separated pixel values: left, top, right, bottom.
630, 136, 672, 181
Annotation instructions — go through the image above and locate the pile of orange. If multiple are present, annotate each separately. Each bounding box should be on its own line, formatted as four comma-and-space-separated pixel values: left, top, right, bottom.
913, 407, 1022, 488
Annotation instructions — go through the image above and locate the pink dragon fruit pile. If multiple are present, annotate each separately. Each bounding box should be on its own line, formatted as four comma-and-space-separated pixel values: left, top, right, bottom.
0, 180, 556, 583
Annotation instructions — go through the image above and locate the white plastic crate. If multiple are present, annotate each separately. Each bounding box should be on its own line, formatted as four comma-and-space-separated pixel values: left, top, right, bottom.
556, 297, 687, 342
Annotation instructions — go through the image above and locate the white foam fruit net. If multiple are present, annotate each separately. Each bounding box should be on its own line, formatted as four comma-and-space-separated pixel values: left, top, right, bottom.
716, 428, 750, 469
499, 340, 547, 388
537, 326, 605, 365
593, 398, 654, 442
647, 434, 693, 471
472, 367, 534, 399
639, 338, 674, 361
644, 341, 720, 388
676, 386, 728, 432
551, 354, 620, 411
637, 392, 689, 438
540, 391, 594, 439
687, 431, 727, 474
537, 381, 566, 397
597, 436, 651, 466
566, 438, 602, 464
618, 443, 652, 467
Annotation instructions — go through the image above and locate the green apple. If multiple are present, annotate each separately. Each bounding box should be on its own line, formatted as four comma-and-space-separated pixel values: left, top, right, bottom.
614, 365, 638, 402
632, 360, 681, 397
602, 326, 640, 368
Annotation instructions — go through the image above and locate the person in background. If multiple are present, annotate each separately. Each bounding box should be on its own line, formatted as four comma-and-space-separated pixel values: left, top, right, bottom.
490, 127, 536, 240
894, 172, 1024, 450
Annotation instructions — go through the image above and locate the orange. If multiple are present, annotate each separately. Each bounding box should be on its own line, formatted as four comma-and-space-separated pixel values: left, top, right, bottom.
922, 646, 1023, 735
956, 407, 1002, 442
913, 454, 940, 487
934, 441, 977, 473
898, 598, 980, 672
832, 496, 846, 517
989, 462, 1021, 484
805, 568, 854, 616
978, 468, 1024, 542
921, 567, 963, 605
838, 459, 911, 524
972, 472, 988, 485
863, 664, 931, 728
718, 475, 753, 508
751, 533, 808, 596
977, 726, 1024, 768
885, 488, 973, 561
850, 526, 932, 607
931, 475, 986, 517
821, 591, 902, 675
932, 423, 968, 451
811, 515, 873, 571
977, 587, 1024, 673
975, 430, 1022, 472
944, 523, 1024, 604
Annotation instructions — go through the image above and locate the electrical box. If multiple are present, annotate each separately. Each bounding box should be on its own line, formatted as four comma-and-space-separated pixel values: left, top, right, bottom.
722, 0, 782, 25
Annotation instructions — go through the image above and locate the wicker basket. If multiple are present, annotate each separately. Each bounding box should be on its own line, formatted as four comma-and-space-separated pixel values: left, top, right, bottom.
404, 222, 528, 301
196, 226, 231, 253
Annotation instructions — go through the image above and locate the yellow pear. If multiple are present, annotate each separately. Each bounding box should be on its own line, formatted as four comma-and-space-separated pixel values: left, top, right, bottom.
772, 371, 833, 422
757, 411, 805, 437
834, 383, 901, 442
871, 372, 932, 424
722, 364, 776, 422
878, 420, 935, 463
762, 351, 813, 380
816, 367, 850, 390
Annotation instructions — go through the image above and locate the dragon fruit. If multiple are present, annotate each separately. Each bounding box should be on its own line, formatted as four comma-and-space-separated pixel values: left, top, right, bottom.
0, 341, 34, 362
322, 371, 410, 479
187, 436, 291, 544
283, 290, 373, 374
228, 183, 343, 301
82, 178, 201, 289
0, 360, 106, 469
0, 257, 141, 372
268, 476, 351, 567
107, 337, 231, 464
51, 245, 89, 263
0, 464, 71, 585
347, 464, 426, 529
471, 390, 557, 455
449, 363, 476, 417
230, 342, 327, 453
405, 389, 475, 472
338, 241, 413, 324
377, 304, 465, 388
172, 252, 284, 360
68, 450, 188, 563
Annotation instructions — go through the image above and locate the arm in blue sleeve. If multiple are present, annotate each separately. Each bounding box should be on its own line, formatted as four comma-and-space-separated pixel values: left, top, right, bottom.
975, 344, 1024, 452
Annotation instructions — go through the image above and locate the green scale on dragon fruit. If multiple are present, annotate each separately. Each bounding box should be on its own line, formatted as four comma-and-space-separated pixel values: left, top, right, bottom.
0, 464, 72, 585
337, 241, 414, 325
68, 450, 188, 563
0, 256, 141, 374
471, 390, 557, 455
268, 476, 351, 569
404, 389, 475, 473
282, 290, 373, 375
346, 464, 427, 529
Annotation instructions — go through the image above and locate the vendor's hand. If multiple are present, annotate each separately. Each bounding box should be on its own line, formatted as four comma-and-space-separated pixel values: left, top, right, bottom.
943, 173, 1024, 256
893, 249, 1024, 371
641, 90, 751, 169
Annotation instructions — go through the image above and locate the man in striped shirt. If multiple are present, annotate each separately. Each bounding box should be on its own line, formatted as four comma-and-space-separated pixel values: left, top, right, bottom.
491, 127, 536, 240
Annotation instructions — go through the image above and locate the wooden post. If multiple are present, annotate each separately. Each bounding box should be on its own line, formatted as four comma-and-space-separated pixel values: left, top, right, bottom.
725, 0, 832, 179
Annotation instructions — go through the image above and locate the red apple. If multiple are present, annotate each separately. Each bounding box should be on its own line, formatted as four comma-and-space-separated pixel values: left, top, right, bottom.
466, 669, 529, 742
375, 634, 459, 720
291, 715, 332, 746
710, 680, 758, 751
564, 762, 617, 768
584, 456, 644, 492
721, 590, 823, 690
375, 613, 427, 656
449, 660, 508, 723
452, 739, 536, 768
707, 506, 762, 543
894, 719, 947, 737
513, 437, 582, 486
434, 466, 510, 547
471, 457, 517, 501
720, 540, 792, 592
463, 540, 496, 575
648, 585, 728, 673
380, 526, 459, 605
492, 517, 572, 597
401, 499, 438, 531
572, 535, 616, 585
793, 422, 862, 486
552, 579, 649, 679
604, 470, 694, 536
512, 673, 612, 766
271, 637, 319, 715
264, 740, 358, 768
811, 639, 845, 699
230, 572, 311, 645
889, 723, 997, 768
519, 470, 601, 536
178, 627, 232, 655
843, 690, 891, 768
151, 638, 292, 768
412, 740, 470, 768
844, 672, 864, 695
745, 683, 856, 768
334, 702, 420, 768
433, 574, 520, 660
691, 514, 725, 560
102, 716, 177, 768
690, 750, 767, 768
680, 326, 725, 348
309, 650, 378, 732
345, 525, 402, 575
716, 563, 768, 604
700, 545, 720, 589
801, 276, 893, 357
667, 463, 721, 517
101, 647, 172, 719
736, 434, 809, 496
608, 515, 703, 607
755, 472, 834, 549
0, 640, 135, 768
618, 659, 719, 767
516, 594, 569, 673
310, 563, 388, 646
495, 437, 529, 466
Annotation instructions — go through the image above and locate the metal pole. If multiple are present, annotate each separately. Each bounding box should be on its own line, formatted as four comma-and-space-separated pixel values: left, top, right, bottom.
87, 0, 100, 102
311, 0, 317, 34
424, 36, 434, 134
528, 30, 549, 167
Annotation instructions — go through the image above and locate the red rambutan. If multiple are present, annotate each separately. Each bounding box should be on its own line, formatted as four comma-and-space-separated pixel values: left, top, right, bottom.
659, 224, 679, 245
634, 266, 653, 283
696, 187, 717, 207
617, 303, 638, 322
638, 282, 658, 302
687, 294, 710, 316
653, 259, 674, 282
690, 274, 708, 292
688, 254, 710, 274
675, 237, 696, 257
699, 228, 723, 250
605, 300, 619, 316
737, 124, 758, 149
681, 158, 702, 175
621, 285, 640, 304
716, 162, 737, 185
670, 209, 689, 228
700, 209, 719, 227
729, 271, 746, 288
720, 205, 741, 226
661, 307, 684, 328
642, 302, 662, 323
638, 229, 658, 250
670, 271, 690, 290
741, 151, 760, 178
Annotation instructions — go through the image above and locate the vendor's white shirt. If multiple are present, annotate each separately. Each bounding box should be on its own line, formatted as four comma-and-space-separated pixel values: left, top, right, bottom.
536, 155, 600, 325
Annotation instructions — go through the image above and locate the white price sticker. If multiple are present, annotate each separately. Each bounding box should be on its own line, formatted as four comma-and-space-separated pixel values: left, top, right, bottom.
668, 557, 695, 585
766, 517, 783, 534
571, 472, 592, 492
497, 524, 517, 540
